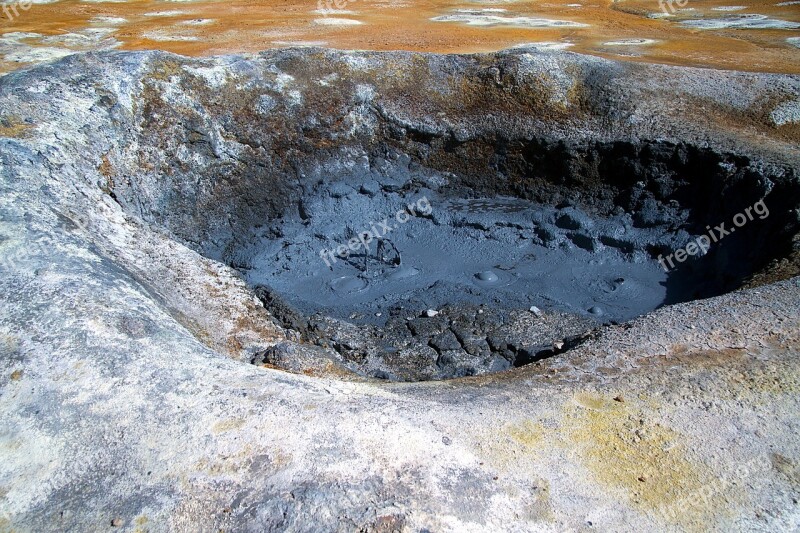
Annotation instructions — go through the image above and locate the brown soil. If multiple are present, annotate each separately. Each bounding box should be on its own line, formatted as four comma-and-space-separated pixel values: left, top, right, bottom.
1, 0, 798, 75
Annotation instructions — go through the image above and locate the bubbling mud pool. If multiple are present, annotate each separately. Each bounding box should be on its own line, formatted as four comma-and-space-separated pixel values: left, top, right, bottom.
216, 148, 794, 381
237, 187, 674, 327
237, 187, 680, 380
91, 50, 800, 381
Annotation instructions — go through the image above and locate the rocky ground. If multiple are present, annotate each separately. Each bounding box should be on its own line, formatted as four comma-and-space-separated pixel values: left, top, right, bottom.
0, 48, 798, 531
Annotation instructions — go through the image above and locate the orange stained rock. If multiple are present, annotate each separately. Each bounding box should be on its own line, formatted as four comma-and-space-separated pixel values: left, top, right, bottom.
0, 0, 798, 74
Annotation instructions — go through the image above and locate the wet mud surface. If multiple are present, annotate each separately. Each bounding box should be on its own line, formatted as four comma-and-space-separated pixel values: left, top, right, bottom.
230, 148, 789, 380
238, 167, 678, 326
238, 169, 678, 379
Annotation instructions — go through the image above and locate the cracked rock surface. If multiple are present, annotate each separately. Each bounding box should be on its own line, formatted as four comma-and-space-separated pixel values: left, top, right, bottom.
261, 303, 597, 381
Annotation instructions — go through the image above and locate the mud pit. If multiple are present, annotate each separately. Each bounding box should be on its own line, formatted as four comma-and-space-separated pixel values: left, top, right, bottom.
85, 50, 800, 381
241, 177, 671, 325
221, 144, 791, 381
2, 49, 800, 530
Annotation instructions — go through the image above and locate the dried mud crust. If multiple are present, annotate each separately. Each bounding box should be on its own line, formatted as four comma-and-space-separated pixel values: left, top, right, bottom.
253, 296, 598, 381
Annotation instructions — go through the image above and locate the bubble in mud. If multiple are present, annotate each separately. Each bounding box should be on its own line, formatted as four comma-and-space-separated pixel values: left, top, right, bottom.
388, 266, 420, 280
331, 276, 368, 293
472, 269, 517, 288
475, 270, 499, 282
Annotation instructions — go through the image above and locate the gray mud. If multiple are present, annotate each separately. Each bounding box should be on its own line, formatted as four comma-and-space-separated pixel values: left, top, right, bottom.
234, 158, 688, 327
232, 159, 704, 380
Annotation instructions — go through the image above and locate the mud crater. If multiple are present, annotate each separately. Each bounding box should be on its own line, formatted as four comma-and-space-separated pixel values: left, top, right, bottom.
218, 141, 795, 381
101, 58, 800, 381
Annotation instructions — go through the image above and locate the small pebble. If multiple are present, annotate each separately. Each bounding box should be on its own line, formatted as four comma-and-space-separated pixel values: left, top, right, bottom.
111, 518, 124, 527
375, 312, 382, 317
529, 305, 542, 316
588, 306, 604, 316
554, 341, 565, 350
425, 309, 439, 317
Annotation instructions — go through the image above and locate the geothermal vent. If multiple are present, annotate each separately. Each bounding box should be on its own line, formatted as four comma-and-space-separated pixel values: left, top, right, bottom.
61, 50, 800, 382
2, 47, 800, 533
